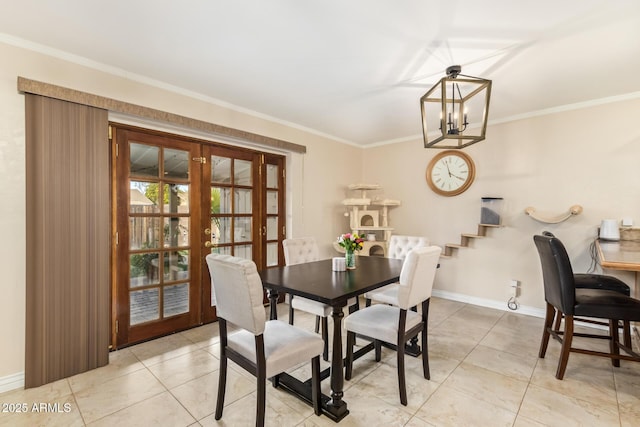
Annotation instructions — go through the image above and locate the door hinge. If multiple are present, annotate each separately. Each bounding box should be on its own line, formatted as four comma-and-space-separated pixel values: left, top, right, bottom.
115, 320, 119, 334
108, 125, 113, 141
192, 157, 207, 164
115, 232, 119, 246
115, 143, 119, 158
282, 225, 286, 237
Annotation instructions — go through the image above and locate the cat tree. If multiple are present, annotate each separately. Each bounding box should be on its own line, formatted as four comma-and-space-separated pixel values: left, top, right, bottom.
335, 184, 400, 257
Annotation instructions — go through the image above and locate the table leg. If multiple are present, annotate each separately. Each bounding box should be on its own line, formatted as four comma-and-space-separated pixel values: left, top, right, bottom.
267, 289, 279, 321
325, 305, 349, 420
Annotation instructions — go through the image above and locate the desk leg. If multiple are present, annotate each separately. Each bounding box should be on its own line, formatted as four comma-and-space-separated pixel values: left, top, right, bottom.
267, 289, 279, 321
634, 273, 640, 343
325, 306, 349, 421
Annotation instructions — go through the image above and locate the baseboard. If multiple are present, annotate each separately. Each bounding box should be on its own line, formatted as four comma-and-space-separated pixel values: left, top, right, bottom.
432, 289, 546, 319
0, 371, 24, 393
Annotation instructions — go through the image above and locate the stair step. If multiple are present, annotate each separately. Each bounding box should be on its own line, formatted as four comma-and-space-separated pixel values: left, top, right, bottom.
461, 234, 484, 239
445, 243, 463, 249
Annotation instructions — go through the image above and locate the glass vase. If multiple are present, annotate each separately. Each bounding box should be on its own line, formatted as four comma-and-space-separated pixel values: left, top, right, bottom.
345, 250, 356, 269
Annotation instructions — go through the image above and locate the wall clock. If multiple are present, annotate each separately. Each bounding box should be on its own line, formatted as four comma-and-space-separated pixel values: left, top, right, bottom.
426, 150, 476, 196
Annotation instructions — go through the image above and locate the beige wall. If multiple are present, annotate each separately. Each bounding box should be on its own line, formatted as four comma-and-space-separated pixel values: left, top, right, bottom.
2, 38, 639, 389
363, 97, 640, 312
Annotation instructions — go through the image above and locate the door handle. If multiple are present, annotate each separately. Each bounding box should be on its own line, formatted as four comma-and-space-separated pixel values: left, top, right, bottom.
204, 241, 213, 248
204, 228, 211, 235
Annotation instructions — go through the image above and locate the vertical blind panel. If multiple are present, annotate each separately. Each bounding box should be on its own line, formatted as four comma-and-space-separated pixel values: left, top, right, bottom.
25, 94, 110, 388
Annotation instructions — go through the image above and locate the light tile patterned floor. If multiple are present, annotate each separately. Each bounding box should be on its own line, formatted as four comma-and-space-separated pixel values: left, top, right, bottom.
1, 297, 639, 426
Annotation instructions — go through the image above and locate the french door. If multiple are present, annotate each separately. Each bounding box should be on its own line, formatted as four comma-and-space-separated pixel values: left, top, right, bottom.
112, 125, 285, 347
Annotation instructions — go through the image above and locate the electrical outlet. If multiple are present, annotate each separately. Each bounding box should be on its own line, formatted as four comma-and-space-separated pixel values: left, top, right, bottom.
509, 279, 520, 298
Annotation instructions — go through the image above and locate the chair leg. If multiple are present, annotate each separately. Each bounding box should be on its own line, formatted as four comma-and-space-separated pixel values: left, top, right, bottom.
623, 320, 632, 349
311, 356, 321, 416
539, 303, 555, 358
553, 308, 562, 332
322, 317, 329, 361
422, 299, 430, 380
345, 331, 355, 380
397, 335, 407, 406
421, 324, 430, 380
215, 319, 228, 421
365, 298, 372, 307
315, 315, 320, 333
610, 319, 621, 368
374, 340, 382, 362
215, 353, 227, 420
556, 314, 574, 380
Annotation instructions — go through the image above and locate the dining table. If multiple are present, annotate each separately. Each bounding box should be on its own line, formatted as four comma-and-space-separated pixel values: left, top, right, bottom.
259, 256, 404, 422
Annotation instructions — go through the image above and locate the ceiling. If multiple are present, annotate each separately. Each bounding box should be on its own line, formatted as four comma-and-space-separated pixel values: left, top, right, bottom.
2, 0, 639, 146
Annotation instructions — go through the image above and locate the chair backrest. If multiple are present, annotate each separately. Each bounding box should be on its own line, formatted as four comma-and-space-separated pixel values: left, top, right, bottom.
397, 246, 441, 310
205, 253, 266, 334
387, 235, 429, 260
533, 234, 576, 314
283, 237, 319, 266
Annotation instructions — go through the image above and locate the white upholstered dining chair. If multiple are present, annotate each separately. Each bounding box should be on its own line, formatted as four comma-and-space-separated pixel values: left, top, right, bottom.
344, 245, 441, 405
283, 237, 358, 361
206, 253, 323, 427
364, 235, 429, 306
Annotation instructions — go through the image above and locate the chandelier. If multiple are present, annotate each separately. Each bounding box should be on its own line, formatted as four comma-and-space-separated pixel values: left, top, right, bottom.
420, 65, 492, 149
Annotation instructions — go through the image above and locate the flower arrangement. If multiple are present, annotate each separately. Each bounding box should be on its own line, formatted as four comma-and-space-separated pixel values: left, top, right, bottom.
337, 232, 364, 253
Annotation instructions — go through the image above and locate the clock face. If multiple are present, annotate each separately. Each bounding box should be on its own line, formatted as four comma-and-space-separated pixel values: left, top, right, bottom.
426, 150, 475, 196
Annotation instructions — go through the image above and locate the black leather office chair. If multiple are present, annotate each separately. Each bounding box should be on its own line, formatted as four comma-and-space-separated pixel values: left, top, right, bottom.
542, 231, 632, 346
533, 233, 640, 379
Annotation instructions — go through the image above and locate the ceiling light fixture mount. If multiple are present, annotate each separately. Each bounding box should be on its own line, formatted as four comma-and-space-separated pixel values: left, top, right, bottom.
420, 65, 492, 149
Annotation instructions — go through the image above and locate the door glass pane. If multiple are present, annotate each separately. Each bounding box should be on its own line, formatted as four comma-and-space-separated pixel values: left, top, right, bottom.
266, 242, 278, 267
267, 191, 278, 214
211, 187, 230, 214
211, 156, 231, 183
164, 184, 189, 214
234, 189, 252, 214
235, 244, 252, 260
129, 217, 161, 249
130, 288, 159, 325
164, 250, 189, 281
234, 218, 252, 242
266, 164, 278, 189
164, 217, 189, 247
235, 160, 252, 186
164, 283, 189, 317
266, 217, 277, 240
130, 143, 160, 177
129, 252, 160, 287
164, 148, 189, 179
130, 182, 160, 213
214, 217, 231, 244
211, 246, 231, 256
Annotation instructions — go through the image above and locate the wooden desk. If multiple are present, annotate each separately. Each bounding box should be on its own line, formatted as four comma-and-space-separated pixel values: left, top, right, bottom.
596, 239, 640, 339
259, 256, 403, 422
596, 239, 640, 291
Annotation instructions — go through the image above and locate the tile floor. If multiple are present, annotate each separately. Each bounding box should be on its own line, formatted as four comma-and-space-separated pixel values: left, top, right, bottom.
1, 297, 639, 426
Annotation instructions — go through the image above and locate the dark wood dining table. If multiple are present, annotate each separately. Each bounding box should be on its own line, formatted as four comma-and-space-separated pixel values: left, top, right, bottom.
259, 256, 404, 422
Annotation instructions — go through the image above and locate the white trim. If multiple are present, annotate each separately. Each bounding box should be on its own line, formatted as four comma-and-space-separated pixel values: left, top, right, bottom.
432, 289, 545, 319
0, 371, 24, 393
